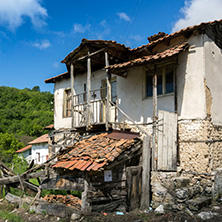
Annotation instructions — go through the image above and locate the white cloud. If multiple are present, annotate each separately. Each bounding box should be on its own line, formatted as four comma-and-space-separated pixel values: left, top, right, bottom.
99, 20, 107, 28
32, 39, 51, 49
0, 0, 47, 32
117, 12, 130, 22
53, 62, 60, 68
73, 23, 91, 33
172, 0, 222, 32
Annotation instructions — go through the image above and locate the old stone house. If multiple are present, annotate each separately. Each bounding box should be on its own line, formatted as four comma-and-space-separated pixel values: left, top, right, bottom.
45, 19, 222, 211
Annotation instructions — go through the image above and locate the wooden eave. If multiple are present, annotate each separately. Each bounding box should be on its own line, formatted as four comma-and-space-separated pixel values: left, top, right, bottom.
62, 39, 130, 66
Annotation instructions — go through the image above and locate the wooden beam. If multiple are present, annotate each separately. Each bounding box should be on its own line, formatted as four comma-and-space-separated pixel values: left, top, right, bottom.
152, 65, 157, 171
70, 63, 75, 128
140, 136, 151, 209
86, 53, 91, 130
81, 173, 91, 214
105, 51, 111, 131
73, 48, 105, 63
0, 171, 45, 186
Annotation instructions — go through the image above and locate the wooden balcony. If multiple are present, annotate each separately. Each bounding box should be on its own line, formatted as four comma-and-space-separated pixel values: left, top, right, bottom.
73, 87, 115, 130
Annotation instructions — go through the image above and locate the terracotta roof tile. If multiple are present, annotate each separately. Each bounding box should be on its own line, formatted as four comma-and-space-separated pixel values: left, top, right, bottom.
53, 130, 141, 172
29, 134, 48, 145
131, 19, 222, 52
15, 145, 32, 153
108, 43, 188, 73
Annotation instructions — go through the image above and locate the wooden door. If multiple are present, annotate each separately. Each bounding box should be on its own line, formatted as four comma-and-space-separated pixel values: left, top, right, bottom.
126, 166, 142, 210
157, 110, 177, 171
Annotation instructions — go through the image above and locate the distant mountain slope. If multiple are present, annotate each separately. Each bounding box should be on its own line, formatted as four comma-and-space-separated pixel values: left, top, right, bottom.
0, 86, 54, 138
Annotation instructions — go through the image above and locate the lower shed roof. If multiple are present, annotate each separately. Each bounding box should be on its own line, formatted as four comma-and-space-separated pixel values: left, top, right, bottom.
53, 131, 141, 172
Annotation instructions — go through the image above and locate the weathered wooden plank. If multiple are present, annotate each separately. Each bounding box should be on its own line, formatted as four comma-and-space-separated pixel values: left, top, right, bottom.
81, 173, 91, 214
157, 111, 177, 171
86, 54, 91, 130
172, 113, 178, 169
40, 177, 84, 191
126, 166, 142, 210
70, 63, 75, 128
152, 66, 158, 170
0, 171, 45, 185
140, 136, 151, 209
162, 111, 168, 170
157, 111, 164, 170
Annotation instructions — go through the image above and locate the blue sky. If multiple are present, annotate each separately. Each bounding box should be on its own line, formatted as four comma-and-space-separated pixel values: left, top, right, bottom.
0, 0, 222, 92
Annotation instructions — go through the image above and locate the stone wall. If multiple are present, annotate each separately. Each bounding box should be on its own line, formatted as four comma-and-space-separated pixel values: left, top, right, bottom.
151, 117, 222, 210
178, 118, 222, 173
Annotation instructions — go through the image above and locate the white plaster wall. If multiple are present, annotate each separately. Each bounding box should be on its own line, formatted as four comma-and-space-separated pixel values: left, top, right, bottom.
117, 67, 175, 123
53, 34, 209, 128
204, 35, 222, 126
54, 69, 107, 129
177, 34, 206, 119
31, 143, 49, 164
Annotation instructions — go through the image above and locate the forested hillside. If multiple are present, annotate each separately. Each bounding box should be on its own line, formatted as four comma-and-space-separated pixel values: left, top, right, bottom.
0, 86, 54, 161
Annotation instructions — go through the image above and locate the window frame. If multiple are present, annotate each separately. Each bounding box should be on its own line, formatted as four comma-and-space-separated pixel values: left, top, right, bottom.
63, 88, 72, 118
145, 64, 175, 99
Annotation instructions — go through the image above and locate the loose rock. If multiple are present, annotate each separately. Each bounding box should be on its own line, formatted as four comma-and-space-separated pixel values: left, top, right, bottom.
197, 211, 214, 220
154, 205, 164, 215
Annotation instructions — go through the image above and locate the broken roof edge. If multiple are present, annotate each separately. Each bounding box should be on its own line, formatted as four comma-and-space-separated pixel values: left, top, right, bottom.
131, 19, 222, 52
108, 42, 189, 74
61, 38, 131, 64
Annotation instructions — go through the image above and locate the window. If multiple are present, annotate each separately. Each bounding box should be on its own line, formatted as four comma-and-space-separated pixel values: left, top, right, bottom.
111, 79, 117, 103
146, 65, 174, 98
64, 89, 71, 117
36, 152, 40, 162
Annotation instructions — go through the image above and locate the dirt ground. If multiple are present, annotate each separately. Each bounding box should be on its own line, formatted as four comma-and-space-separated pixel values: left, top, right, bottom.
1, 200, 222, 222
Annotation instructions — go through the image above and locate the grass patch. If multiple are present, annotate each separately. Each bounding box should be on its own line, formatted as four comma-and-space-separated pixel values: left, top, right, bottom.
0, 210, 23, 222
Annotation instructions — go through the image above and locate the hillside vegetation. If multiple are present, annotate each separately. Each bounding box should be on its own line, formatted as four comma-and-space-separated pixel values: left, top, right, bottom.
0, 86, 53, 161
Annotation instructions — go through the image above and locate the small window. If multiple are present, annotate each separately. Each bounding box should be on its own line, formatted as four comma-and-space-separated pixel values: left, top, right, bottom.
111, 79, 117, 103
146, 65, 174, 98
36, 152, 40, 162
64, 89, 71, 117
165, 66, 174, 94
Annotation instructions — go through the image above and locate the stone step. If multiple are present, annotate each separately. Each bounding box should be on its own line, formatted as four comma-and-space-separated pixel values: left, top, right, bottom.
187, 197, 211, 211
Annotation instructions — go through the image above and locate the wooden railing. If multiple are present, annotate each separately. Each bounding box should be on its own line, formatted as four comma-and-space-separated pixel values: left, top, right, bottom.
73, 87, 107, 128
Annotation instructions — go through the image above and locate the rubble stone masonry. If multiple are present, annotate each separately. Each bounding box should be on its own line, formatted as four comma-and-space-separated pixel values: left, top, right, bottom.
151, 117, 222, 210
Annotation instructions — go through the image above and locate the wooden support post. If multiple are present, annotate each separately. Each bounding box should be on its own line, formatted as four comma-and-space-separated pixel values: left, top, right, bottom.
105, 51, 111, 131
81, 173, 91, 214
152, 65, 157, 171
86, 53, 91, 130
140, 136, 151, 209
70, 63, 75, 128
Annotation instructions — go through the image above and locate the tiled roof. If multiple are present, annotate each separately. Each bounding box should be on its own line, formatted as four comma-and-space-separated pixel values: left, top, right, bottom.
45, 72, 69, 83
15, 145, 32, 153
29, 134, 48, 145
108, 42, 188, 73
61, 38, 130, 64
53, 132, 141, 172
131, 19, 222, 52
